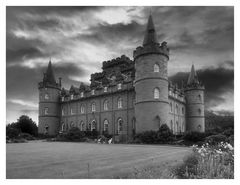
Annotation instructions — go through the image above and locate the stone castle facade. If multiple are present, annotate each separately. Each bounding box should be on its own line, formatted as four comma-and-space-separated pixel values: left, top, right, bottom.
38, 15, 205, 141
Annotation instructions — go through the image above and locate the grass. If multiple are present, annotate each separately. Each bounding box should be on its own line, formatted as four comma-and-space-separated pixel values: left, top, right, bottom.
6, 141, 190, 179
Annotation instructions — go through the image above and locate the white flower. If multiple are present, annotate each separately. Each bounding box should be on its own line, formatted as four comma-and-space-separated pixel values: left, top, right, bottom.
227, 144, 234, 150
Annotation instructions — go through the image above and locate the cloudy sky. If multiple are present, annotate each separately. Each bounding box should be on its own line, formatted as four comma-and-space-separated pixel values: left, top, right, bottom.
6, 6, 234, 124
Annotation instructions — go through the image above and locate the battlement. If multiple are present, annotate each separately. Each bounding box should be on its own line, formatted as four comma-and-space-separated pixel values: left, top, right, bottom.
38, 81, 61, 90
133, 41, 169, 60
184, 83, 205, 92
102, 55, 133, 70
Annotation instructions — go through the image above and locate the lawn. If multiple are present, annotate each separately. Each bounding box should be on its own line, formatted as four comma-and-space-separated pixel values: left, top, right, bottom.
6, 141, 191, 179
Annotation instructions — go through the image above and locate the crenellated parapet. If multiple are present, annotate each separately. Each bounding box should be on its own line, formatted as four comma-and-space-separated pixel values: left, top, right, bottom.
133, 41, 169, 60
102, 55, 133, 70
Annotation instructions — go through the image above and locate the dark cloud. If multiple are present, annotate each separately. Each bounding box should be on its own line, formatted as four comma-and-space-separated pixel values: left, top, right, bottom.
169, 61, 234, 109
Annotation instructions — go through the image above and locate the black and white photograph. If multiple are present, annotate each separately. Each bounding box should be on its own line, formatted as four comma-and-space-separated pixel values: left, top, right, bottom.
4, 3, 236, 180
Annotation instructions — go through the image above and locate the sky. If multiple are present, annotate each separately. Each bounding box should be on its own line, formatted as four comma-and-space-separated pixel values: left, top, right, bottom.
6, 6, 234, 124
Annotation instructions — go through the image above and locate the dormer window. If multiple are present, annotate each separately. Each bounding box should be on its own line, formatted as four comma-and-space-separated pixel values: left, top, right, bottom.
70, 94, 74, 100
80, 92, 84, 98
117, 83, 122, 90
104, 87, 108, 92
91, 90, 95, 95
45, 94, 49, 100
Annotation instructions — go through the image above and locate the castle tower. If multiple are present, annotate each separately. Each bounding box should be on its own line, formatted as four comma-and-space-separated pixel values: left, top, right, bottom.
184, 65, 205, 132
38, 61, 61, 135
133, 15, 170, 133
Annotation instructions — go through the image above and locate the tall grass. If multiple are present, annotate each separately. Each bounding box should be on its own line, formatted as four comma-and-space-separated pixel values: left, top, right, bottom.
172, 142, 234, 179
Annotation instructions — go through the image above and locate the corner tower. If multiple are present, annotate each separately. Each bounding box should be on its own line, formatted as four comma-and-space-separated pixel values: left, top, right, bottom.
38, 61, 61, 135
133, 15, 170, 132
184, 65, 205, 132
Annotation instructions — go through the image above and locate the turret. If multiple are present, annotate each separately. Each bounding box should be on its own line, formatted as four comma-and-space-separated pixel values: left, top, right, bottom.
133, 14, 170, 133
38, 61, 61, 135
184, 65, 205, 132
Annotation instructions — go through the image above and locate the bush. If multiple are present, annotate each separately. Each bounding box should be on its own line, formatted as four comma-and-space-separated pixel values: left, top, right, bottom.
64, 127, 86, 141
6, 127, 20, 139
183, 132, 206, 143
205, 134, 228, 145
222, 128, 234, 137
19, 133, 35, 140
156, 124, 174, 143
84, 130, 99, 139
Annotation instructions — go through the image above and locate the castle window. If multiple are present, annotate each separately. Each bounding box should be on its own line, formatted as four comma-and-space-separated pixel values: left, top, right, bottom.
104, 87, 108, 92
70, 121, 74, 127
45, 93, 49, 100
62, 108, 64, 116
80, 92, 84, 98
117, 97, 123, 109
80, 121, 84, 131
61, 97, 64, 102
117, 118, 123, 134
70, 94, 74, 100
117, 83, 122, 90
70, 108, 74, 115
176, 121, 179, 133
103, 119, 109, 133
198, 94, 201, 101
182, 107, 184, 114
170, 102, 173, 112
80, 105, 85, 114
103, 100, 108, 111
44, 107, 49, 115
198, 108, 201, 115
91, 90, 95, 95
154, 88, 160, 99
61, 123, 65, 131
198, 125, 202, 131
170, 120, 173, 132
92, 102, 96, 112
176, 104, 178, 114
91, 120, 96, 131
154, 63, 160, 72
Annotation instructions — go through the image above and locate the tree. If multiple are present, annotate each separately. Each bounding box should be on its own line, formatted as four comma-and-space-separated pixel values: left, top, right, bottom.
6, 115, 38, 137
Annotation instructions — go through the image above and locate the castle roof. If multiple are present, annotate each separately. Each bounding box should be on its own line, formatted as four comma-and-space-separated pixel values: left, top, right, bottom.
143, 14, 158, 46
43, 61, 56, 85
187, 64, 199, 85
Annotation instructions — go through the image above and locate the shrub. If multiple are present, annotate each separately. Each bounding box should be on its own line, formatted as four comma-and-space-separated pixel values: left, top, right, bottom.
6, 127, 20, 139
205, 134, 228, 145
64, 127, 86, 141
19, 133, 35, 140
156, 124, 174, 142
222, 128, 234, 137
183, 132, 206, 143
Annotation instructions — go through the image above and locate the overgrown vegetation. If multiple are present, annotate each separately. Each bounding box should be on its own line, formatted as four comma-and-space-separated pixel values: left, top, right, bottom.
171, 142, 234, 178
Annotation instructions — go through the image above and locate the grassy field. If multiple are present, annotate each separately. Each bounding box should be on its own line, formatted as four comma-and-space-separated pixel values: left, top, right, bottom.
6, 141, 190, 179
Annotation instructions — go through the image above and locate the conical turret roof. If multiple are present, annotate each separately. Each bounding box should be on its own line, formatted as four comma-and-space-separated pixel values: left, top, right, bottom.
44, 60, 56, 84
143, 15, 158, 46
187, 65, 199, 85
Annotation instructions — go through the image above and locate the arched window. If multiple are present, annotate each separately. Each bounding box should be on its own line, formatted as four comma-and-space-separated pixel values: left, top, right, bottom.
91, 90, 95, 95
104, 87, 108, 92
117, 83, 122, 90
70, 94, 74, 100
198, 124, 201, 131
91, 120, 96, 131
118, 97, 123, 109
154, 63, 160, 72
198, 108, 201, 115
70, 108, 74, 115
117, 118, 123, 134
80, 92, 84, 98
70, 121, 74, 128
62, 108, 64, 116
132, 118, 136, 135
198, 94, 201, 101
80, 105, 85, 114
80, 121, 84, 131
61, 123, 65, 131
103, 100, 108, 111
45, 93, 49, 100
176, 121, 179, 133
103, 119, 109, 133
92, 102, 96, 112
154, 88, 160, 99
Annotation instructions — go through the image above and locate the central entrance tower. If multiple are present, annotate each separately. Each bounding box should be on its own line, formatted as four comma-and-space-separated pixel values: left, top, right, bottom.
133, 15, 170, 133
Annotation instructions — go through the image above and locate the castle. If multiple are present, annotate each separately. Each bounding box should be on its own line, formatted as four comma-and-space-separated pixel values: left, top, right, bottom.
38, 15, 205, 142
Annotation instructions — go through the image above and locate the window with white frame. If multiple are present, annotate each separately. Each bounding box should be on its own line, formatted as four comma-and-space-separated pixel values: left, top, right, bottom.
154, 88, 160, 99
80, 105, 85, 114
91, 120, 96, 131
44, 107, 49, 115
103, 119, 109, 132
61, 97, 64, 102
80, 92, 84, 98
117, 97, 123, 109
154, 63, 160, 72
80, 121, 84, 131
70, 108, 74, 115
117, 83, 122, 90
104, 87, 108, 92
45, 93, 49, 100
70, 94, 74, 100
91, 90, 95, 95
117, 118, 123, 134
103, 100, 108, 110
92, 102, 96, 112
